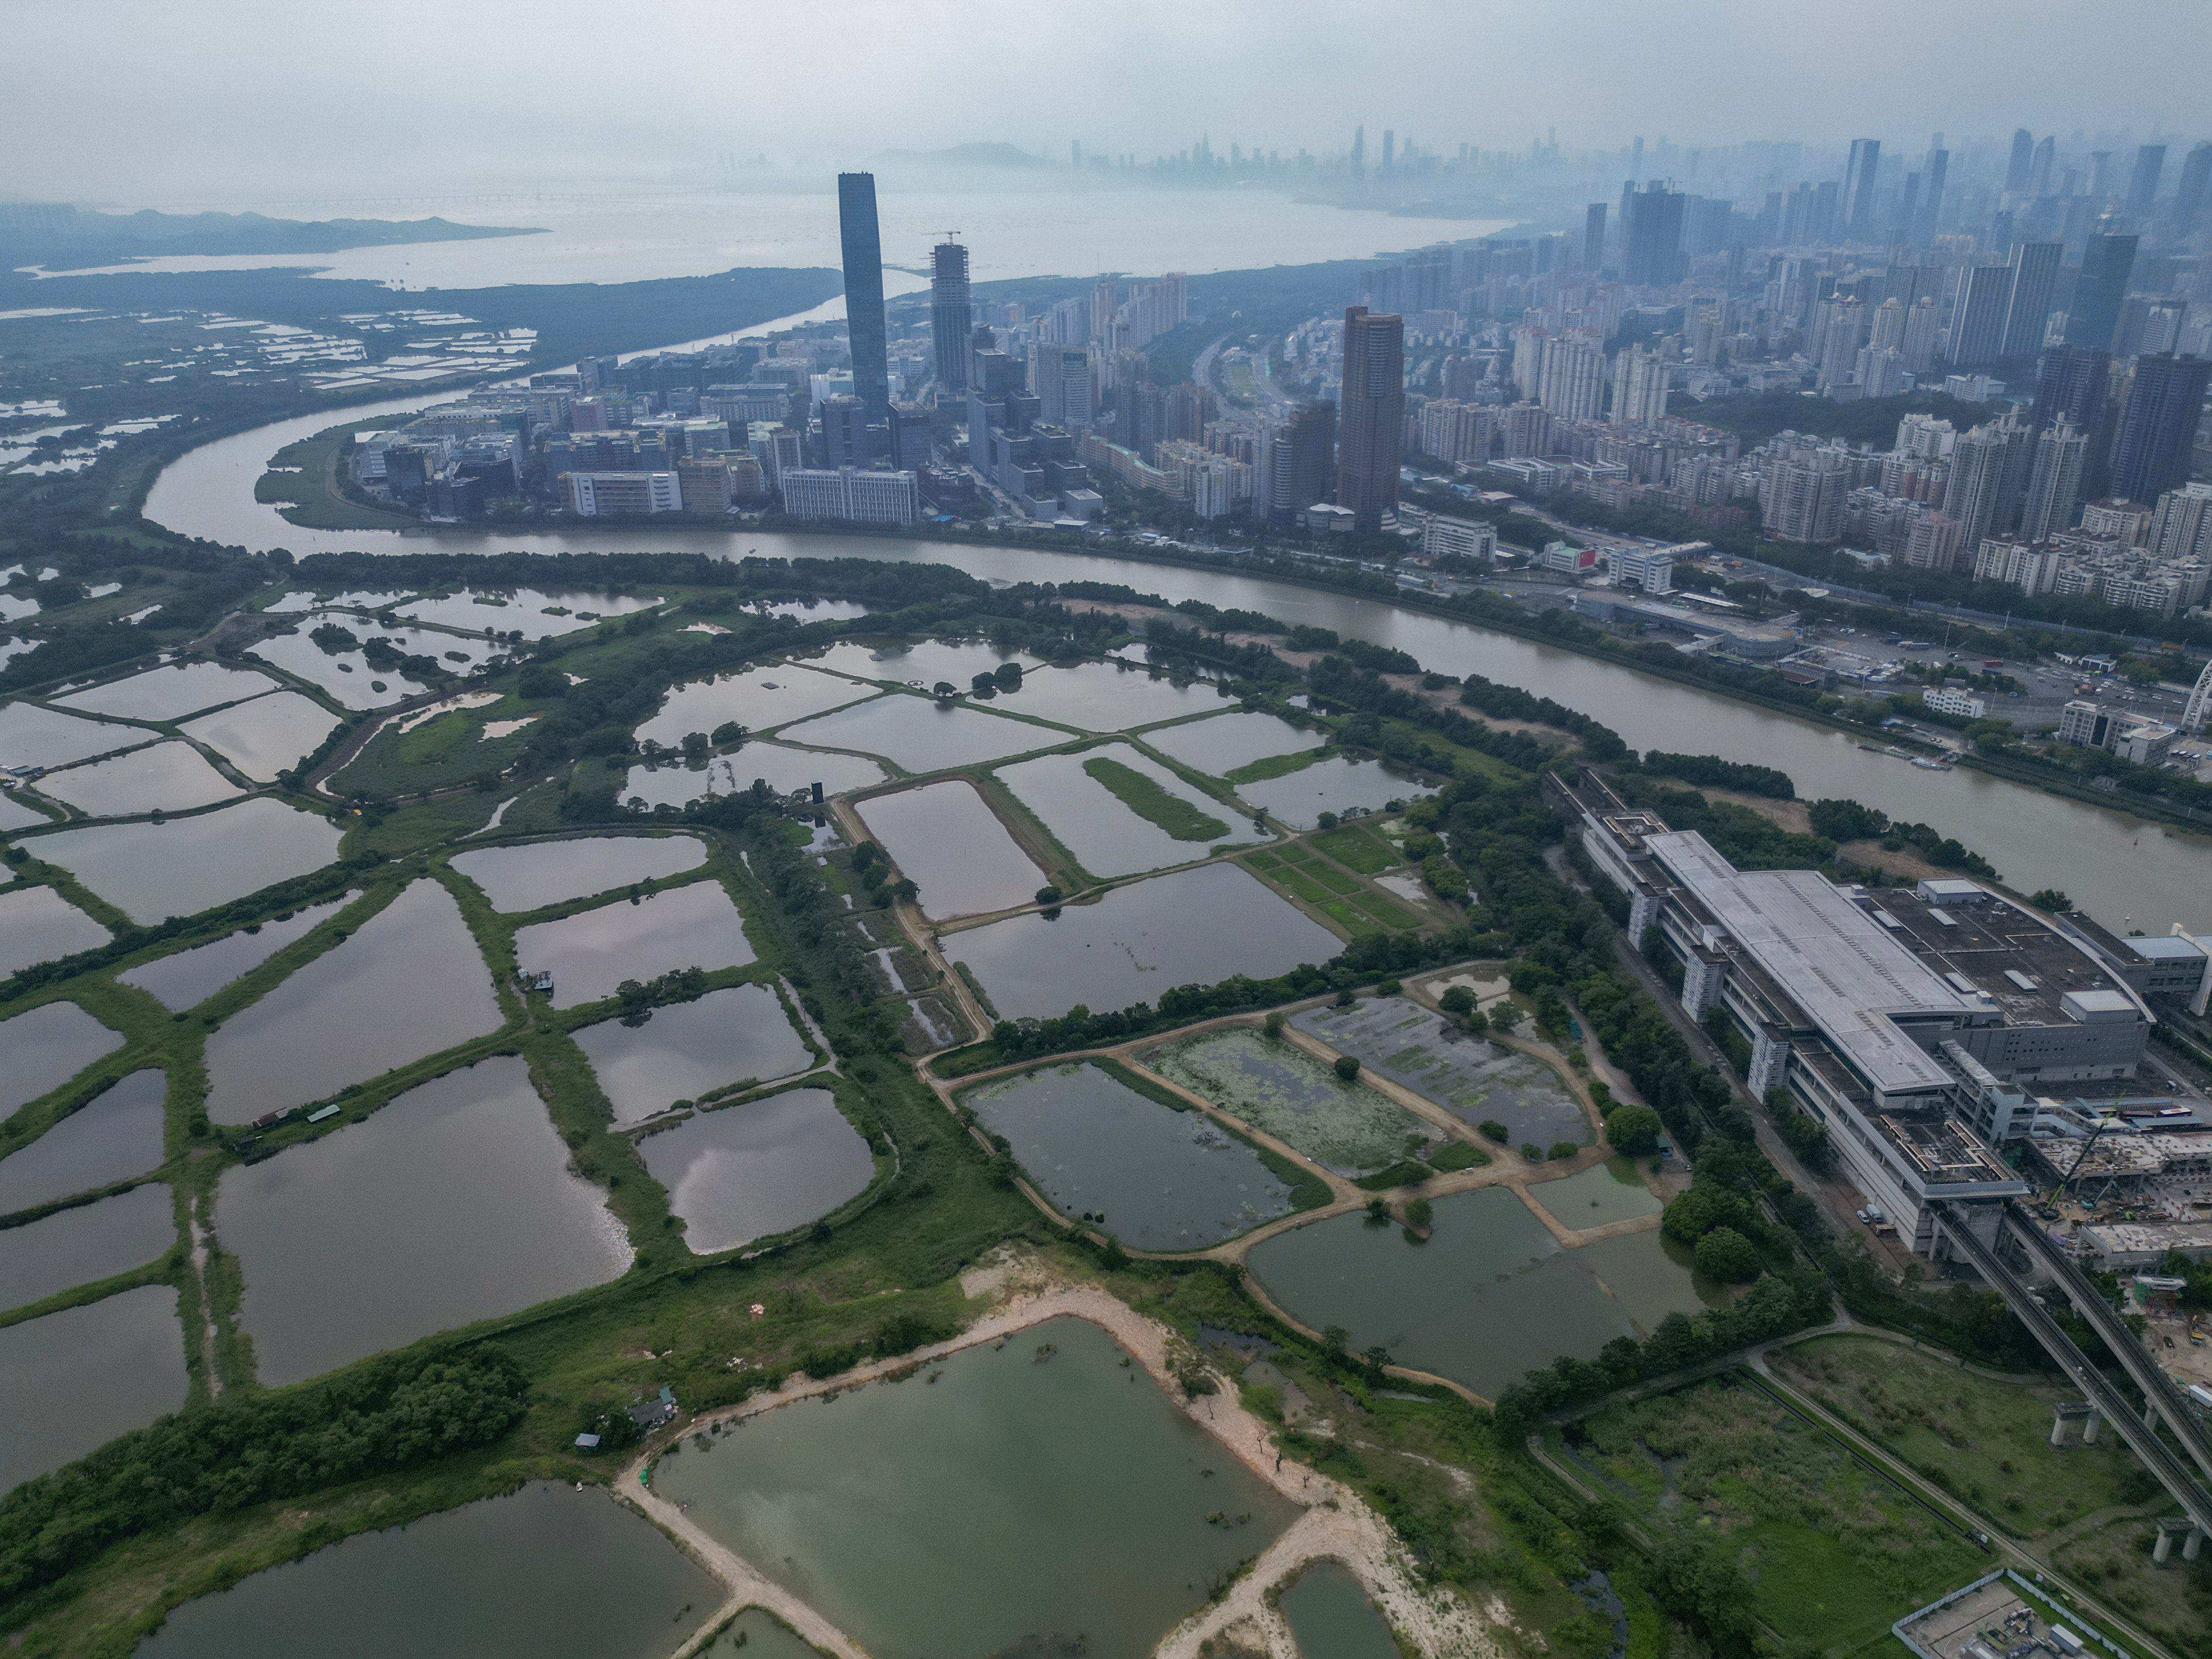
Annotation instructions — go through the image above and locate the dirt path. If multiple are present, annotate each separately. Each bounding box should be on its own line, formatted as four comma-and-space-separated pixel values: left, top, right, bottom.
617, 1270, 1502, 1659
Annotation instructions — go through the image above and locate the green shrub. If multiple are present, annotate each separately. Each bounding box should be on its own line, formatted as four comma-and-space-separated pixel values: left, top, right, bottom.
1694, 1226, 1762, 1283
1605, 1102, 1664, 1156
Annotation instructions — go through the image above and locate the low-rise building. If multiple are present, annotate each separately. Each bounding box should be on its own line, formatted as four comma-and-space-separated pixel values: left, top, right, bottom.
1421, 513, 1498, 561
1922, 686, 1986, 719
567, 472, 683, 516
778, 467, 919, 527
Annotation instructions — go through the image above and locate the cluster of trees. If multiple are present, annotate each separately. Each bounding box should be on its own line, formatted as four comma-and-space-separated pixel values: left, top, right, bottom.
0, 1345, 526, 1601
1455, 672, 1628, 759
1310, 655, 1560, 773
1632, 752, 1795, 800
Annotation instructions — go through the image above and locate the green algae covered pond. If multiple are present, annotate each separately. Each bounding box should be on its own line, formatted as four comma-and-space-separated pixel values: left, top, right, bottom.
652, 1315, 1298, 1658
1147, 1027, 1429, 1176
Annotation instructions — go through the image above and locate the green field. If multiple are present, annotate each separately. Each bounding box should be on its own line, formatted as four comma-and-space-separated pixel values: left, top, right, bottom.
1303, 859, 1361, 895
1769, 1336, 2147, 1539
1247, 858, 1333, 905
1561, 1376, 1989, 1654
1226, 747, 1327, 786
1311, 825, 1400, 873
331, 699, 541, 798
1082, 756, 1230, 842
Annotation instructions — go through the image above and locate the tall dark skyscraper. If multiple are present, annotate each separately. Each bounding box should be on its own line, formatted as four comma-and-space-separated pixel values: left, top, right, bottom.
2175, 142, 2212, 235
836, 172, 892, 459
2109, 354, 2210, 507
1582, 202, 1608, 271
2029, 346, 2110, 433
1917, 146, 1948, 240
1621, 181, 1685, 286
2065, 231, 2137, 352
2126, 145, 2167, 218
2005, 128, 2035, 194
1998, 240, 2062, 359
1336, 306, 1404, 532
930, 240, 972, 396
1843, 138, 1881, 239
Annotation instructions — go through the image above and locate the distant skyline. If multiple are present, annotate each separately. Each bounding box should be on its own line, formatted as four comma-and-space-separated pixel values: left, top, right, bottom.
3, 0, 2209, 205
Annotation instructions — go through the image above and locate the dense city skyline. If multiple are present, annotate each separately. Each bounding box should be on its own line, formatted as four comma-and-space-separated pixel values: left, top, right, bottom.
3, 0, 2210, 201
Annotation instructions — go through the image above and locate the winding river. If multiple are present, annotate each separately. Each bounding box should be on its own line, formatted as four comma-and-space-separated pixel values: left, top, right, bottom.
143, 401, 2212, 935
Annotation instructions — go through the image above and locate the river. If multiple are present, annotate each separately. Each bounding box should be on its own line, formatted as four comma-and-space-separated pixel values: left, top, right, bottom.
141, 401, 2212, 934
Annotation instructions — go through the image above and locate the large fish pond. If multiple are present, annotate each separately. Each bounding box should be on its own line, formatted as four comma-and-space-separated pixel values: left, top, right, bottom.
654, 1315, 1297, 1659
1246, 1186, 1723, 1401
965, 1060, 1297, 1250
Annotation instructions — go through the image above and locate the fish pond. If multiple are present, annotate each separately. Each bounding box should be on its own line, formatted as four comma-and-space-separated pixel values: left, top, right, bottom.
201, 879, 501, 1125
965, 1061, 1296, 1250
1293, 1000, 1592, 1149
53, 660, 280, 722
620, 742, 885, 809
27, 798, 344, 923
0, 884, 111, 977
134, 1480, 718, 1659
32, 740, 241, 817
778, 691, 1062, 773
813, 638, 1040, 691
117, 891, 355, 1011
512, 879, 755, 1008
245, 622, 429, 707
653, 1314, 1299, 1659
637, 1087, 874, 1253
1236, 754, 1435, 830
450, 833, 707, 913
995, 742, 1245, 879
990, 659, 1227, 731
0, 701, 145, 770
0, 1180, 174, 1313
395, 585, 663, 638
1279, 1560, 1400, 1659
634, 661, 872, 748
218, 1056, 632, 1384
0, 1286, 188, 1494
1140, 710, 1322, 777
948, 862, 1342, 1022
1, 1000, 122, 1114
1147, 1028, 1431, 1177
0, 1068, 167, 1216
1528, 1160, 1663, 1230
854, 779, 1044, 918
574, 983, 814, 1126
179, 690, 345, 781
1246, 1186, 1719, 1400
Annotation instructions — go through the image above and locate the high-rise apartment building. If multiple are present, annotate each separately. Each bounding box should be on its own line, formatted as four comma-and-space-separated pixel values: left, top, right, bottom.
1336, 306, 1404, 531
2065, 232, 2137, 352
1763, 454, 1849, 542
1537, 333, 1605, 422
930, 241, 972, 396
1901, 296, 1942, 374
2108, 354, 2211, 508
836, 173, 893, 463
2175, 143, 2212, 236
2005, 129, 2035, 195
1612, 346, 1669, 426
1946, 417, 2035, 546
2029, 346, 2110, 434
2018, 420, 2088, 542
2149, 483, 2212, 562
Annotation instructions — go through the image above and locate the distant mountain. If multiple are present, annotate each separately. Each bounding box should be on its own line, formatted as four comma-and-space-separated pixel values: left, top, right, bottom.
0, 204, 535, 269
874, 142, 1051, 169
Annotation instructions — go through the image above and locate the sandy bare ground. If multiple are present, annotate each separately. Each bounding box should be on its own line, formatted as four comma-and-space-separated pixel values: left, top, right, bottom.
619, 1262, 1498, 1658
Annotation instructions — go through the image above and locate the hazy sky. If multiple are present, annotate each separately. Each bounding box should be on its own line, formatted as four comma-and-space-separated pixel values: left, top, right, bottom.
6, 0, 2206, 205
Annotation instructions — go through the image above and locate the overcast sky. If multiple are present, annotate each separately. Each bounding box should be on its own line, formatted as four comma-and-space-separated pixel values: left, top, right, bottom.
6, 0, 2206, 206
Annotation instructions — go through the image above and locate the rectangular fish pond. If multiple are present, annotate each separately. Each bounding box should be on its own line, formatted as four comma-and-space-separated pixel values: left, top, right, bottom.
216, 1055, 631, 1385
854, 779, 1046, 919
511, 879, 756, 1009
1145, 1027, 1433, 1178
637, 1086, 875, 1254
994, 742, 1249, 880
26, 797, 344, 924
1245, 1186, 1723, 1401
964, 1060, 1303, 1250
201, 879, 502, 1125
1294, 998, 1592, 1149
0, 1285, 188, 1495
946, 861, 1342, 1022
116, 891, 356, 1012
573, 983, 815, 1126
132, 1481, 718, 1659
652, 1314, 1299, 1659
777, 691, 1065, 774
448, 832, 708, 914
